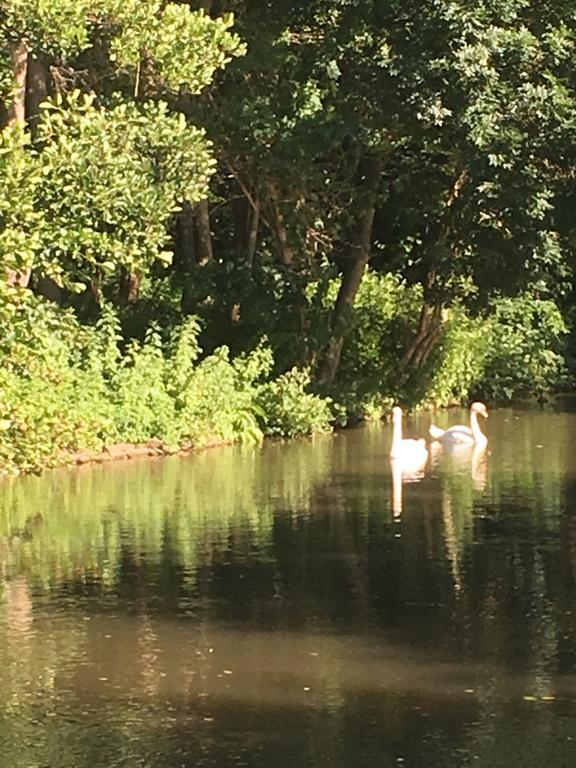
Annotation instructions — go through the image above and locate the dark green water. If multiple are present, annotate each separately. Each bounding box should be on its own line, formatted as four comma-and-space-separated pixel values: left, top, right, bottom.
2, 402, 576, 767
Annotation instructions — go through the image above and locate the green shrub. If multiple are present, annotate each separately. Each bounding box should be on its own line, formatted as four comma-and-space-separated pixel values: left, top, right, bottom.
478, 295, 568, 400
0, 291, 334, 473
408, 295, 568, 407
256, 368, 333, 438
414, 306, 492, 408
107, 329, 178, 444
171, 345, 265, 446
0, 288, 112, 471
329, 271, 422, 418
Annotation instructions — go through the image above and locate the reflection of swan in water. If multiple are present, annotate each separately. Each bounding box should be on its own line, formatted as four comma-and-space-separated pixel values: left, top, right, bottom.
470, 442, 488, 492
391, 456, 427, 517
430, 402, 488, 447
430, 440, 488, 493
389, 406, 428, 517
431, 440, 489, 592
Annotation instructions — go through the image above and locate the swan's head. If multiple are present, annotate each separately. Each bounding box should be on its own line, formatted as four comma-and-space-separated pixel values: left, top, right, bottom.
471, 402, 488, 418
392, 406, 403, 421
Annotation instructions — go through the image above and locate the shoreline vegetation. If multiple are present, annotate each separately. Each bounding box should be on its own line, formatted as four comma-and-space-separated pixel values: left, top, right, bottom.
1, 2, 575, 475
0, 283, 568, 476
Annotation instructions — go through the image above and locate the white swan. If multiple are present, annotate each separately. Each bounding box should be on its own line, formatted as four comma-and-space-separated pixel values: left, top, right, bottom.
429, 402, 488, 447
390, 406, 429, 463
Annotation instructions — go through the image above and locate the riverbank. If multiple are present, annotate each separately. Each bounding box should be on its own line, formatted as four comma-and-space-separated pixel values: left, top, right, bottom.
1, 279, 569, 477
63, 436, 235, 470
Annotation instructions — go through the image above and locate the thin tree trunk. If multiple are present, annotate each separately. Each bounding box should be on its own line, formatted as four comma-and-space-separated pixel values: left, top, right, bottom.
232, 193, 260, 263
174, 201, 196, 271
25, 53, 48, 137
229, 196, 260, 324
173, 201, 196, 314
268, 184, 294, 267
246, 197, 260, 266
6, 40, 28, 126
4, 42, 30, 286
410, 304, 444, 367
400, 298, 440, 370
195, 199, 213, 265
416, 322, 444, 366
400, 171, 468, 373
231, 196, 248, 251
318, 157, 382, 386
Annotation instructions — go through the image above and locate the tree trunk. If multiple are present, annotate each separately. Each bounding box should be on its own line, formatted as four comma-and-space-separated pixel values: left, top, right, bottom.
195, 199, 213, 265
6, 40, 28, 126
174, 201, 196, 272
231, 193, 260, 264
268, 185, 294, 267
231, 195, 248, 251
318, 157, 382, 386
6, 268, 31, 288
246, 197, 260, 266
119, 269, 141, 305
25, 53, 48, 137
173, 201, 196, 314
399, 170, 468, 373
400, 299, 443, 371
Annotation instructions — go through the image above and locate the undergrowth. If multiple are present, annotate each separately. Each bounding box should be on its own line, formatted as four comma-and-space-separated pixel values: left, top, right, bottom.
0, 290, 332, 473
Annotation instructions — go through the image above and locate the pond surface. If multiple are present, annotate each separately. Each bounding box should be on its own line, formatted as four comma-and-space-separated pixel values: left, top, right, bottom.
1, 402, 576, 767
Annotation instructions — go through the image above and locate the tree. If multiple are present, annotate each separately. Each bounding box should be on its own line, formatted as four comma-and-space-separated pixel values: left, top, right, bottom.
203, 0, 576, 382
0, 0, 244, 295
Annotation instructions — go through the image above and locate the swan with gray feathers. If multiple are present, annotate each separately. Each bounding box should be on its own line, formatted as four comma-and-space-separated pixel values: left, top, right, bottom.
429, 402, 488, 447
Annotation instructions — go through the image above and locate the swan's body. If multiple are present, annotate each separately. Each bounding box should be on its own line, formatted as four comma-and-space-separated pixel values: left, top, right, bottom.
390, 406, 429, 463
429, 402, 488, 447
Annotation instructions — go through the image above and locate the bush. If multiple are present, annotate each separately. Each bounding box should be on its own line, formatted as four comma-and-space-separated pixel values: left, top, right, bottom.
325, 273, 568, 410
0, 292, 334, 473
478, 295, 568, 400
256, 368, 333, 438
408, 295, 568, 407
329, 271, 422, 418
414, 306, 492, 408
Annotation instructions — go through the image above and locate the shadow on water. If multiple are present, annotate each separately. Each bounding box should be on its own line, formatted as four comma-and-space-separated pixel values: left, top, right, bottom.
2, 404, 576, 765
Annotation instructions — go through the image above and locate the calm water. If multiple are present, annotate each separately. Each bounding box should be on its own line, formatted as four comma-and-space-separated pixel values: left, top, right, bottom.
2, 403, 576, 767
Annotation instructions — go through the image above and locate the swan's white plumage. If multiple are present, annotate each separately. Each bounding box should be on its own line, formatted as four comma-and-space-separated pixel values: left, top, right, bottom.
390, 406, 429, 463
429, 402, 488, 447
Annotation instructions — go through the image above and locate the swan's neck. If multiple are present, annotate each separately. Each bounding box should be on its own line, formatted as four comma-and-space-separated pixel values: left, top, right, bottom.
392, 416, 402, 450
470, 412, 485, 442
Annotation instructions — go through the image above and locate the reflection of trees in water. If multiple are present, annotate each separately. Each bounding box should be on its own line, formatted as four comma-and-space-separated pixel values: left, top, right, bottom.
0, 436, 338, 589
0, 414, 575, 766
430, 441, 488, 593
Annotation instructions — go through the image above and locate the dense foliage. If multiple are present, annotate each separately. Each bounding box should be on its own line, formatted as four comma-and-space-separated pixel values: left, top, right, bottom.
0, 290, 335, 472
1, 0, 575, 472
